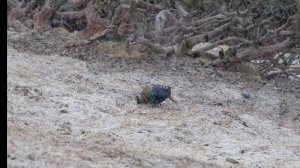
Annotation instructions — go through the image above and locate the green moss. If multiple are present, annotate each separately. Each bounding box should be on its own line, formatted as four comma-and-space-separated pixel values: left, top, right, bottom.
181, 41, 193, 54
36, 0, 46, 6
184, 0, 203, 11
293, 1, 300, 36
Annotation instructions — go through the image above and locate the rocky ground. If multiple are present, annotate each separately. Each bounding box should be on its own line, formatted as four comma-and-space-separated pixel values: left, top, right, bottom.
7, 29, 300, 168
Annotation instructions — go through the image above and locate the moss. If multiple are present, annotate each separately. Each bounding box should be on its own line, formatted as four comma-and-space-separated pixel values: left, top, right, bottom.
181, 41, 193, 55
293, 1, 300, 36
184, 0, 203, 11
36, 0, 46, 6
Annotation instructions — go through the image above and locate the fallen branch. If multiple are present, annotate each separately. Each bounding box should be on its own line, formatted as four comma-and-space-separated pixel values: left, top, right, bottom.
187, 17, 238, 44
191, 37, 253, 54
238, 38, 292, 61
174, 1, 189, 17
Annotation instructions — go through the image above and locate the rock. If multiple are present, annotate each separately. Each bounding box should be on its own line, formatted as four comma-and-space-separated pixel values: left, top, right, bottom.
240, 149, 246, 153
155, 10, 179, 36
59, 109, 68, 113
241, 91, 251, 99
116, 97, 125, 107
204, 64, 210, 68
27, 154, 35, 161
279, 99, 289, 115
225, 158, 239, 164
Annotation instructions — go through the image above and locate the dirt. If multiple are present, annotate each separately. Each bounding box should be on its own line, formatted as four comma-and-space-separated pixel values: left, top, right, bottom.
7, 29, 300, 168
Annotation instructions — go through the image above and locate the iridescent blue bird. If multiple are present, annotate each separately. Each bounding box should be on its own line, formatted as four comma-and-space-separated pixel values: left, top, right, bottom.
136, 84, 177, 104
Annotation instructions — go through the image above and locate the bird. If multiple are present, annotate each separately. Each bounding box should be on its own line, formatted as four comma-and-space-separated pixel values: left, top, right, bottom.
136, 84, 177, 105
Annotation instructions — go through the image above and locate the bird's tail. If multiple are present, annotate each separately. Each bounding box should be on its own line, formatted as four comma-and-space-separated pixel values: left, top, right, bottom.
168, 96, 177, 103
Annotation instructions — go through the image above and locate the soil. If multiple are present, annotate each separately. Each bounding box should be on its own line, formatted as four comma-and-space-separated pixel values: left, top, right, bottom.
7, 29, 300, 168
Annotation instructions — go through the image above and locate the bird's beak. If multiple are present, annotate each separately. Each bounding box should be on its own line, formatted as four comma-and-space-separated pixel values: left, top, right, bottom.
168, 96, 177, 103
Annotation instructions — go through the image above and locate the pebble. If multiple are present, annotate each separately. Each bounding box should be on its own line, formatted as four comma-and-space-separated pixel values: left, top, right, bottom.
241, 91, 251, 99
204, 64, 210, 68
59, 109, 68, 113
225, 158, 239, 164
